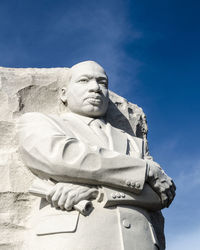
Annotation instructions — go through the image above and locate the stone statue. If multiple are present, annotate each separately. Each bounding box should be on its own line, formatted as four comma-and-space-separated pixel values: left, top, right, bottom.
17, 61, 176, 250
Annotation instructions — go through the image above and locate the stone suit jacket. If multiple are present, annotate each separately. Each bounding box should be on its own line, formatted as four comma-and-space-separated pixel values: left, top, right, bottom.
18, 112, 161, 250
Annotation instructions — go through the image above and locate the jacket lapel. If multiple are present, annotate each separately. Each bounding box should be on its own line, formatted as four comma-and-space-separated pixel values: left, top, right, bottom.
107, 123, 128, 154
61, 112, 129, 154
61, 113, 106, 148
108, 123, 144, 158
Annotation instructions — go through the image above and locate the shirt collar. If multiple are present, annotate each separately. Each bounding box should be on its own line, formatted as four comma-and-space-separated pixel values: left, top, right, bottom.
73, 113, 94, 125
62, 112, 106, 126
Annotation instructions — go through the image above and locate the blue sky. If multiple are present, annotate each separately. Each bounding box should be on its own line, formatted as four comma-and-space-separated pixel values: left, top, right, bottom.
1, 0, 200, 249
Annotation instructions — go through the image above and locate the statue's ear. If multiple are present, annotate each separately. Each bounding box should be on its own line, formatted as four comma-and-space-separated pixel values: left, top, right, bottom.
60, 87, 68, 104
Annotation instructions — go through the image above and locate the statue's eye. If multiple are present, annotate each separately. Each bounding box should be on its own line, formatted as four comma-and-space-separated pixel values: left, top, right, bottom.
98, 79, 108, 87
79, 78, 88, 83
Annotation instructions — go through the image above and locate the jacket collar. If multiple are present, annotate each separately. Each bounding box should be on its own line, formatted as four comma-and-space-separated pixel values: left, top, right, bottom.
60, 112, 127, 154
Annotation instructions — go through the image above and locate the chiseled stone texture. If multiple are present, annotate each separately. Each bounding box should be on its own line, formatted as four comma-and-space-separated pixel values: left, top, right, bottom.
0, 66, 164, 249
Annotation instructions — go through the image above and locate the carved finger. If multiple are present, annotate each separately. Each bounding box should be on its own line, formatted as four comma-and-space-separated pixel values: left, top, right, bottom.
166, 190, 174, 208
58, 190, 70, 209
73, 188, 96, 204
171, 180, 176, 191
51, 188, 62, 208
82, 188, 98, 199
170, 184, 176, 198
160, 193, 169, 208
64, 192, 76, 211
46, 186, 57, 203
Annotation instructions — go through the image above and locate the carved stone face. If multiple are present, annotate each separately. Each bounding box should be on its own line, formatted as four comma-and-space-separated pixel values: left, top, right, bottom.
63, 61, 109, 117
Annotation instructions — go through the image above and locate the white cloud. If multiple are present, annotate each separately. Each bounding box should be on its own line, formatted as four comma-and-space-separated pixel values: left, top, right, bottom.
46, 2, 143, 95
0, 1, 143, 97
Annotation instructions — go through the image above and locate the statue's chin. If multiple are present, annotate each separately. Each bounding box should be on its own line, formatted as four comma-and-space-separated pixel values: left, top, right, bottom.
76, 109, 106, 118
68, 103, 108, 118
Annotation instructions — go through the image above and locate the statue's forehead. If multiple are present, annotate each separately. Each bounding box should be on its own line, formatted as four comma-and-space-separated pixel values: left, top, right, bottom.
70, 62, 107, 79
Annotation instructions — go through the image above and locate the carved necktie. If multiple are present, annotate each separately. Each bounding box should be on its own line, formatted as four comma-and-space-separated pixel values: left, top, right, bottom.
90, 119, 109, 148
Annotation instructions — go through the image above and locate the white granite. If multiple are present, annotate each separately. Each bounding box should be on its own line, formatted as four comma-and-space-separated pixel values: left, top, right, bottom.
0, 61, 175, 249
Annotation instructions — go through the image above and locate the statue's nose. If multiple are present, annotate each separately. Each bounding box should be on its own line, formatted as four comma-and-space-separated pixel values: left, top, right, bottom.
89, 79, 100, 92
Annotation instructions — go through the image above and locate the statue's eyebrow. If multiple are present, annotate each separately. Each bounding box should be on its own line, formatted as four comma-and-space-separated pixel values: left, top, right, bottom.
77, 74, 92, 79
96, 76, 107, 81
76, 75, 108, 83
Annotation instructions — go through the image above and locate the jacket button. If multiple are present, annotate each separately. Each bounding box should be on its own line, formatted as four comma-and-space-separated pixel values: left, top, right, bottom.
122, 219, 131, 229
111, 193, 116, 199
126, 180, 131, 186
116, 193, 121, 198
131, 181, 135, 188
135, 182, 141, 188
121, 193, 125, 198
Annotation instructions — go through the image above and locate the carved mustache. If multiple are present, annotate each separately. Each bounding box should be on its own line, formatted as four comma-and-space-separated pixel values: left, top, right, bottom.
84, 94, 102, 100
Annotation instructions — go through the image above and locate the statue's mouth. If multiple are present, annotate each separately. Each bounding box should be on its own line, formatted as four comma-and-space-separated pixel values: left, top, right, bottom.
86, 94, 102, 99
85, 94, 102, 101
86, 97, 102, 105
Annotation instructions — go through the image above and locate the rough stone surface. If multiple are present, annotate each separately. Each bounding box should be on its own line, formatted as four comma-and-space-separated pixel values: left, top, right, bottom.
0, 66, 164, 249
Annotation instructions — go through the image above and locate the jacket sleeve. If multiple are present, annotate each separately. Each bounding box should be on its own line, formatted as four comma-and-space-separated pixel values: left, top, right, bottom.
17, 112, 147, 194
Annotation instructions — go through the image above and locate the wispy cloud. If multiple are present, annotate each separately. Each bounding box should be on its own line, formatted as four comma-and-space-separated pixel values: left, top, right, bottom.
0, 1, 142, 96
39, 1, 143, 95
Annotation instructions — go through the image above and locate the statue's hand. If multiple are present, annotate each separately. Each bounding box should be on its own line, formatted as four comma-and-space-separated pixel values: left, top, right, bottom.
146, 162, 176, 208
46, 183, 98, 211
